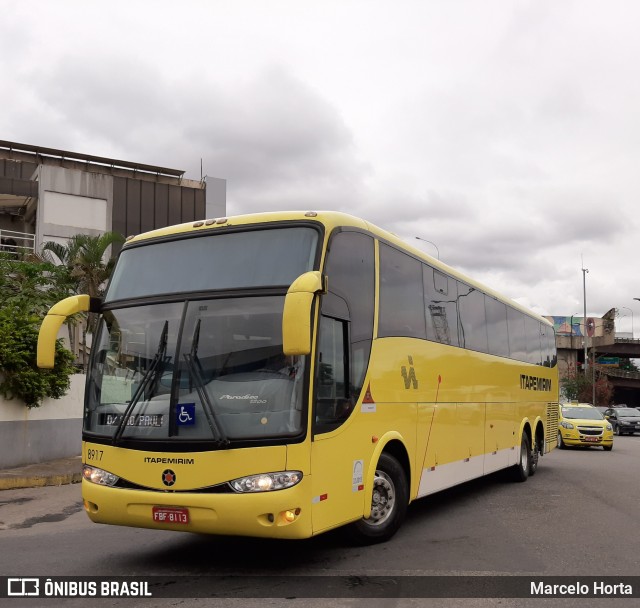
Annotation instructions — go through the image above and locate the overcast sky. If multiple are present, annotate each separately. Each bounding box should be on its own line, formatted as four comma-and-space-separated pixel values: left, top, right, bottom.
2, 1, 639, 332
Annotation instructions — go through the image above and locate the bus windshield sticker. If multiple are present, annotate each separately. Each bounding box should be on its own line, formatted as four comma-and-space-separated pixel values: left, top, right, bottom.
176, 403, 196, 426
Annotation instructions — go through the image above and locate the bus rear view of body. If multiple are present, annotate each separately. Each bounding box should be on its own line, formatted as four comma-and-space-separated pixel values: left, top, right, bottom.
38, 210, 558, 543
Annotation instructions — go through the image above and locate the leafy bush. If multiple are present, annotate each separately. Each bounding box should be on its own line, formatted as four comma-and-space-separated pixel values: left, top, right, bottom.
0, 306, 77, 408
0, 253, 78, 408
560, 364, 614, 406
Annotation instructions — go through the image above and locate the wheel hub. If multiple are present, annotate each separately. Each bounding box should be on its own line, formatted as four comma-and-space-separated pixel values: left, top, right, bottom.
369, 471, 395, 525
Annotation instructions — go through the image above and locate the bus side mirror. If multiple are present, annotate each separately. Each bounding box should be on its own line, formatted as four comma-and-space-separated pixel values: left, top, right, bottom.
37, 295, 101, 368
282, 271, 326, 356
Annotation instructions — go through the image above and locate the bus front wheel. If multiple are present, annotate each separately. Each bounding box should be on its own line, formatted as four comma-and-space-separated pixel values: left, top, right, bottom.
347, 453, 408, 545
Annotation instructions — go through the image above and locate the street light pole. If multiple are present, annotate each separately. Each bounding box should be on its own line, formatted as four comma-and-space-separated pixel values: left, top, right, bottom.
415, 237, 440, 260
633, 299, 640, 339
582, 265, 589, 376
592, 345, 596, 406
621, 306, 634, 339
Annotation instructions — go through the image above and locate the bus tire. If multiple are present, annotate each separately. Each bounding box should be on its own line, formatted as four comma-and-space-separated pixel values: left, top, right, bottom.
347, 453, 408, 545
510, 434, 530, 483
529, 437, 541, 476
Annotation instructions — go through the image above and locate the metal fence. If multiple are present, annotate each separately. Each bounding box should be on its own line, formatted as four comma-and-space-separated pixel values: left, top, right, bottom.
0, 228, 35, 256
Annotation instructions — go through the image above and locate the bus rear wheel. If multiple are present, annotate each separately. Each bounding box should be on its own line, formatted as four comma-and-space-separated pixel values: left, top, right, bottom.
510, 434, 530, 483
529, 437, 541, 476
347, 453, 408, 545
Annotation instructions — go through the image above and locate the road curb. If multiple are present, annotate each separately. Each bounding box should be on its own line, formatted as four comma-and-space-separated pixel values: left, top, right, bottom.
0, 473, 82, 491
0, 456, 83, 491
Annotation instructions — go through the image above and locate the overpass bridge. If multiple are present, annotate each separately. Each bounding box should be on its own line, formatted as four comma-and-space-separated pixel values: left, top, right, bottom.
591, 339, 640, 405
592, 338, 640, 358
594, 338, 640, 407
548, 309, 640, 407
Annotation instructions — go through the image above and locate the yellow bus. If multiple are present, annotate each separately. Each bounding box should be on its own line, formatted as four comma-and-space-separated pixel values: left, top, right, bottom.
38, 211, 558, 543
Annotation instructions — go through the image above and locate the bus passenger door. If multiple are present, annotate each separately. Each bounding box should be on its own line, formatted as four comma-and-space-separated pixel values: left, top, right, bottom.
310, 315, 368, 534
309, 230, 375, 535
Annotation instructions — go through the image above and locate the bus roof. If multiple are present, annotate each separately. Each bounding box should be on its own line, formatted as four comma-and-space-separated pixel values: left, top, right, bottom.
123, 210, 552, 327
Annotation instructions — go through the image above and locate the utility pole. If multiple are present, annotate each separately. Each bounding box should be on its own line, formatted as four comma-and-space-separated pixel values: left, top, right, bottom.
582, 265, 589, 376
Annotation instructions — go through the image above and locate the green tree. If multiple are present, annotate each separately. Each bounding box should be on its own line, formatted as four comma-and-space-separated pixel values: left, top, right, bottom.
41, 232, 124, 298
619, 358, 639, 372
0, 306, 76, 408
0, 252, 68, 316
41, 232, 124, 368
0, 253, 77, 408
560, 364, 614, 406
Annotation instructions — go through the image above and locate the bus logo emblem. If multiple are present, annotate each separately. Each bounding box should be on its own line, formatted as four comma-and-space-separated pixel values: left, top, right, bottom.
401, 356, 419, 389
162, 469, 176, 486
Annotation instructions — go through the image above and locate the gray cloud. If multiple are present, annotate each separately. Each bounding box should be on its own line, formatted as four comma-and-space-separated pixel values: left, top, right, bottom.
3, 0, 640, 322
16, 51, 369, 213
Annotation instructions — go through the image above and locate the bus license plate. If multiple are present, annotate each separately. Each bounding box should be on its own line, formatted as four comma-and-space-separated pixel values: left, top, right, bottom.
152, 506, 190, 524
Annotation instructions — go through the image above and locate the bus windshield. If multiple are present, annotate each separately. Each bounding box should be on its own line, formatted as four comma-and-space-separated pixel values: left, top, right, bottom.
105, 226, 319, 302
86, 296, 306, 443
84, 225, 319, 444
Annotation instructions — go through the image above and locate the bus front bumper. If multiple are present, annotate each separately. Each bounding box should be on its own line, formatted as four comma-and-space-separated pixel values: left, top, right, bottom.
82, 477, 313, 539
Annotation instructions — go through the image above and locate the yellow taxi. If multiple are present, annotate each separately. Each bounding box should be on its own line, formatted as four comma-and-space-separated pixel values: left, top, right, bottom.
557, 403, 614, 451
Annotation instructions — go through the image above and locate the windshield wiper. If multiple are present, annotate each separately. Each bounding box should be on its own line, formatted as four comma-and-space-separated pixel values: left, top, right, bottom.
182, 319, 229, 446
113, 321, 169, 445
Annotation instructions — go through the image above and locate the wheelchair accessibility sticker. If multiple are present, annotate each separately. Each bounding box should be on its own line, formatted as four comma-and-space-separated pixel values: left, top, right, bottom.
176, 403, 196, 426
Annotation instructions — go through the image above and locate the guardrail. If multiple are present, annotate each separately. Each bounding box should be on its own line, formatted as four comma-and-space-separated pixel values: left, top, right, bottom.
600, 367, 640, 380
0, 228, 35, 255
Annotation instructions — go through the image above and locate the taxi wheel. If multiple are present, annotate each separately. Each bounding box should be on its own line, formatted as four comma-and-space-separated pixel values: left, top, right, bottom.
557, 431, 567, 450
603, 445, 613, 451
347, 453, 409, 545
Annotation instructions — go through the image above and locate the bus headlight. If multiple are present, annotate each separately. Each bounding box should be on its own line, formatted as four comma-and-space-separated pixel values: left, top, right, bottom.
230, 471, 303, 493
83, 464, 119, 486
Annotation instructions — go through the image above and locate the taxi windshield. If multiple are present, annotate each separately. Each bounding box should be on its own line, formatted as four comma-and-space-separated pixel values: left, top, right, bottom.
562, 407, 603, 420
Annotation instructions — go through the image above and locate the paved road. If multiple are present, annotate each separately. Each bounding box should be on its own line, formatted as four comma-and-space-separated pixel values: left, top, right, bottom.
2, 436, 640, 607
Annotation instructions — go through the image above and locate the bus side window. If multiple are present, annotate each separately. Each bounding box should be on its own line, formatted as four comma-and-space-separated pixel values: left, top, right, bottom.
314, 230, 374, 433
379, 243, 426, 340
423, 266, 459, 347
525, 316, 542, 366
507, 307, 527, 362
315, 315, 352, 428
458, 284, 488, 353
542, 325, 557, 367
485, 296, 510, 358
